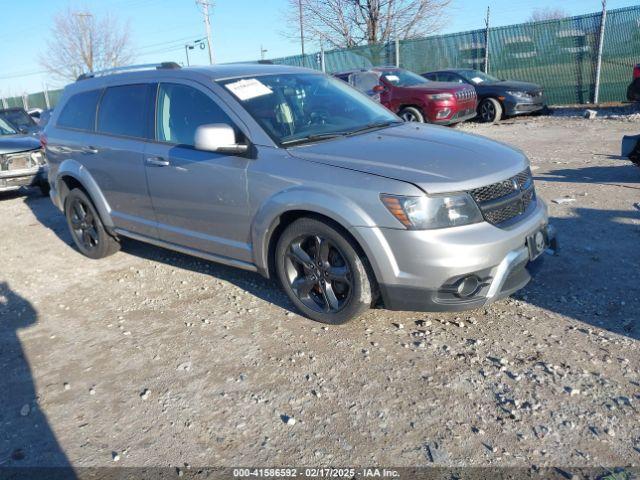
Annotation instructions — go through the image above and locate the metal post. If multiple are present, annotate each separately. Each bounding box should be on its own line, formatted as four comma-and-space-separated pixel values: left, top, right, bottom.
44, 85, 50, 109
320, 43, 326, 72
395, 38, 400, 67
484, 6, 490, 73
184, 44, 191, 66
594, 0, 607, 104
22, 94, 28, 111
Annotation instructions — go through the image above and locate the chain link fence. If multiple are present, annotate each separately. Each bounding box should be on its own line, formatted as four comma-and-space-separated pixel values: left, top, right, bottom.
270, 5, 640, 105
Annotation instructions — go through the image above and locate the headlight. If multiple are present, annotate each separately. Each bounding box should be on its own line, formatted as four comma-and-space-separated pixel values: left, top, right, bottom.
381, 193, 483, 229
426, 93, 454, 101
506, 90, 530, 98
30, 150, 44, 165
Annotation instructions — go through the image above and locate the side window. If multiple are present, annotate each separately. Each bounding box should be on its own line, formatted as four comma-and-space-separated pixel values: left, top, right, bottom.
156, 83, 233, 146
57, 89, 101, 131
97, 84, 151, 138
446, 74, 464, 84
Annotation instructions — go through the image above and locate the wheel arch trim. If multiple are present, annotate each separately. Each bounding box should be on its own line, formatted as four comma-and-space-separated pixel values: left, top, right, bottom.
55, 159, 114, 228
251, 187, 378, 278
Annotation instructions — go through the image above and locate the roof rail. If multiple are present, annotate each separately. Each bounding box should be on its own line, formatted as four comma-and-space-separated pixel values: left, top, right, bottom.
76, 62, 181, 81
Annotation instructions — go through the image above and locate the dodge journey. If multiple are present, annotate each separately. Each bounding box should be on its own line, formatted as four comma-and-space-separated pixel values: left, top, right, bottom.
44, 63, 556, 324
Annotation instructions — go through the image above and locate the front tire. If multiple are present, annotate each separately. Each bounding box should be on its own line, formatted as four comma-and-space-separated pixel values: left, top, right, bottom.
38, 179, 50, 197
64, 188, 120, 259
275, 218, 373, 324
478, 98, 503, 123
399, 106, 425, 123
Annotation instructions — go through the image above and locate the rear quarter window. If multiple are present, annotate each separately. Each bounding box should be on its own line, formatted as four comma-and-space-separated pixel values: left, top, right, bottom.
57, 89, 102, 131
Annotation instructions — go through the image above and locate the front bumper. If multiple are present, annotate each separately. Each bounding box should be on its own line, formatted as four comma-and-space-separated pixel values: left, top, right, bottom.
433, 108, 477, 125
0, 166, 46, 192
504, 97, 546, 116
351, 200, 556, 312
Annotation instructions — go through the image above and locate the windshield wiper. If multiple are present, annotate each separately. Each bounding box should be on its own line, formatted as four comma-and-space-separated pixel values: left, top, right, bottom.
345, 120, 402, 136
281, 132, 347, 147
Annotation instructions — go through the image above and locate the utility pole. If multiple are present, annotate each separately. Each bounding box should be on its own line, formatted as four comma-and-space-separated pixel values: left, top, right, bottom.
260, 45, 268, 61
483, 6, 490, 73
196, 0, 214, 64
298, 0, 305, 65
594, 0, 607, 104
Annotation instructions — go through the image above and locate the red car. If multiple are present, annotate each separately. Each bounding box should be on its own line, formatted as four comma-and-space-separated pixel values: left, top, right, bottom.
334, 67, 477, 125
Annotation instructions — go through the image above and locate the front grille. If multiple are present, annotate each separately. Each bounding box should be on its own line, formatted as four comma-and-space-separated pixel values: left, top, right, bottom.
469, 168, 536, 227
455, 88, 476, 102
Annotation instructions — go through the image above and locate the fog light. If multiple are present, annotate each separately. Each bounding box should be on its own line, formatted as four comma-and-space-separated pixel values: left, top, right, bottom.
436, 108, 452, 119
456, 275, 481, 298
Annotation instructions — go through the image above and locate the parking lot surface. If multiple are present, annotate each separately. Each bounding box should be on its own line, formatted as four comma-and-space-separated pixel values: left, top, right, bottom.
1, 114, 639, 469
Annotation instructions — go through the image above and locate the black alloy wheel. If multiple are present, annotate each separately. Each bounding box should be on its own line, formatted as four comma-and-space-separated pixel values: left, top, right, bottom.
64, 188, 119, 259
284, 234, 352, 314
275, 218, 374, 324
70, 197, 98, 251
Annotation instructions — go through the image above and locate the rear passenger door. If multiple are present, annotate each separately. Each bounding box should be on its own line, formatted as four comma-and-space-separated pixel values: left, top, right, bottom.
91, 83, 157, 237
144, 81, 252, 263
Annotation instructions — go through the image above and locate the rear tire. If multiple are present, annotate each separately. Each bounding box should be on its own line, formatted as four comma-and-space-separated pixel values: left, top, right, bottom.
275, 218, 373, 324
478, 98, 503, 123
399, 106, 425, 123
64, 188, 120, 259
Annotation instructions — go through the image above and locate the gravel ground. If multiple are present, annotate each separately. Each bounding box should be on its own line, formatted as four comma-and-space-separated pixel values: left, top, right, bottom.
1, 115, 639, 472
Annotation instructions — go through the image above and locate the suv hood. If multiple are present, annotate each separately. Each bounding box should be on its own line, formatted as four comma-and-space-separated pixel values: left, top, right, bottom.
288, 123, 528, 194
404, 81, 471, 93
0, 135, 40, 155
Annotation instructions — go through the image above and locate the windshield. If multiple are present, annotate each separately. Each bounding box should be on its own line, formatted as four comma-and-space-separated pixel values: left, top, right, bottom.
458, 70, 500, 85
0, 109, 35, 129
0, 117, 18, 135
220, 73, 399, 146
379, 69, 428, 87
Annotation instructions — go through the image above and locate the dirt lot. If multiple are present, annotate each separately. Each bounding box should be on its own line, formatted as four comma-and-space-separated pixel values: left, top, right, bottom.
1, 114, 639, 472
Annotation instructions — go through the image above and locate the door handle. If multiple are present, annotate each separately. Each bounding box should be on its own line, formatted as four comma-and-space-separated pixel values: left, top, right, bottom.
146, 156, 170, 167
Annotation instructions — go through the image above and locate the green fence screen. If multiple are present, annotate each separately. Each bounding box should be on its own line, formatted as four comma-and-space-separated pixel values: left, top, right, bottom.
270, 5, 640, 105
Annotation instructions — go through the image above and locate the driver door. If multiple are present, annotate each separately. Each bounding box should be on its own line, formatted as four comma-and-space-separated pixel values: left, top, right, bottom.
144, 81, 253, 263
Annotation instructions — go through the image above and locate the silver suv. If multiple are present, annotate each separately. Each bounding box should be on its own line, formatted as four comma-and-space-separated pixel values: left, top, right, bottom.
44, 63, 556, 324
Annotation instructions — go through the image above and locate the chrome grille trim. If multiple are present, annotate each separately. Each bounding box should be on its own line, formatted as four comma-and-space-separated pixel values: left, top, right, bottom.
469, 167, 536, 227
455, 88, 477, 102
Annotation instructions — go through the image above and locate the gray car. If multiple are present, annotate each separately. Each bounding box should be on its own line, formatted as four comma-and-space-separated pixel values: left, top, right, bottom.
44, 63, 556, 324
0, 116, 48, 195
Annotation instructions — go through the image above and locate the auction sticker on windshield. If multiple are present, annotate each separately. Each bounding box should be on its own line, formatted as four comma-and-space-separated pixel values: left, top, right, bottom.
225, 78, 273, 101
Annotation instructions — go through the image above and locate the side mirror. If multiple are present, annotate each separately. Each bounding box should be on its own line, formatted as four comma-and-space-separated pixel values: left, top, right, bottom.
372, 85, 385, 93
194, 123, 248, 154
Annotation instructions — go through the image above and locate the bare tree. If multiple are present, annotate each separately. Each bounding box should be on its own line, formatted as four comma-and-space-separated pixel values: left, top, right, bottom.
284, 0, 452, 49
40, 8, 134, 82
528, 7, 568, 22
